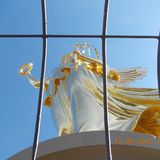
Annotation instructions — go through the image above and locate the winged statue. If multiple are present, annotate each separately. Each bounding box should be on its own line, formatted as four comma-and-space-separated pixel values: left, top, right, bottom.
19, 44, 160, 137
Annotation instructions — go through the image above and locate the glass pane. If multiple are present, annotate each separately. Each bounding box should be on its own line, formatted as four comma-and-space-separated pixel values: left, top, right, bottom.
47, 0, 104, 34
108, 0, 160, 35
39, 38, 102, 141
0, 39, 42, 159
0, 1, 41, 34
107, 39, 160, 140
107, 39, 158, 88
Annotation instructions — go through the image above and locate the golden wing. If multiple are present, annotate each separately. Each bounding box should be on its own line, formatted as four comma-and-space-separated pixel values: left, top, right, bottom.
117, 67, 148, 83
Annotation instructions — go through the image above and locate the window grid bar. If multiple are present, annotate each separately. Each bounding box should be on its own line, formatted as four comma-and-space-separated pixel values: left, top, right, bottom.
0, 34, 159, 39
157, 33, 160, 96
102, 0, 112, 160
31, 0, 47, 160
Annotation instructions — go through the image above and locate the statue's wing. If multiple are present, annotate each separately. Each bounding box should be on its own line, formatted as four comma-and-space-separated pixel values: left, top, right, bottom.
117, 67, 148, 83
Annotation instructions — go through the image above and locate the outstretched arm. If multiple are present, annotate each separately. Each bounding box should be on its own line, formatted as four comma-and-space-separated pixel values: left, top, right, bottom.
26, 73, 40, 89
19, 63, 50, 92
26, 73, 50, 92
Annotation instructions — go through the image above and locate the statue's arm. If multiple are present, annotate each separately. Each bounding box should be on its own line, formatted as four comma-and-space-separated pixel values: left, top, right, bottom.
26, 73, 40, 89
19, 63, 50, 91
25, 73, 50, 92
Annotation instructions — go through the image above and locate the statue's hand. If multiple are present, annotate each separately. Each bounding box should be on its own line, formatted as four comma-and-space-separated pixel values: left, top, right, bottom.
108, 70, 121, 81
19, 63, 33, 76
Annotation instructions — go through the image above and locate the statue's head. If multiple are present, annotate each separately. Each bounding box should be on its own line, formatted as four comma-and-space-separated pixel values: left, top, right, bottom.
61, 44, 101, 64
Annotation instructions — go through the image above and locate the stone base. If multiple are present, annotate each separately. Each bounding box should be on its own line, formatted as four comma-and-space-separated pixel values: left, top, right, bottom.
8, 131, 160, 160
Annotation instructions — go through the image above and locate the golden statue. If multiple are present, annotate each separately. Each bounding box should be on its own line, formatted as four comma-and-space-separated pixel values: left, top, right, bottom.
19, 44, 160, 137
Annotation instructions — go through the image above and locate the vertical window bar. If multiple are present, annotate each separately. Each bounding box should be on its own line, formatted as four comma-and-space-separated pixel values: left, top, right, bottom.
31, 0, 47, 160
157, 33, 160, 97
102, 0, 112, 160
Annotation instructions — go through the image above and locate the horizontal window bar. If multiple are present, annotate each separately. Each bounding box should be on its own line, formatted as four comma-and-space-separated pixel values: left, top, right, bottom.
0, 34, 159, 39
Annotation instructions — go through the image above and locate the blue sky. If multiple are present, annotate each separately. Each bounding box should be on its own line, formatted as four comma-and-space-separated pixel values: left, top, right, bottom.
0, 0, 160, 159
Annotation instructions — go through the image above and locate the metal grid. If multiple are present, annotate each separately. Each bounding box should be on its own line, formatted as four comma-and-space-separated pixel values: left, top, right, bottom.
1, 0, 160, 160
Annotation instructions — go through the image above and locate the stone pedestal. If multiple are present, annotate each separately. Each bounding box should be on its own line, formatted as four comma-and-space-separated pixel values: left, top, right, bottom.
8, 131, 160, 160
